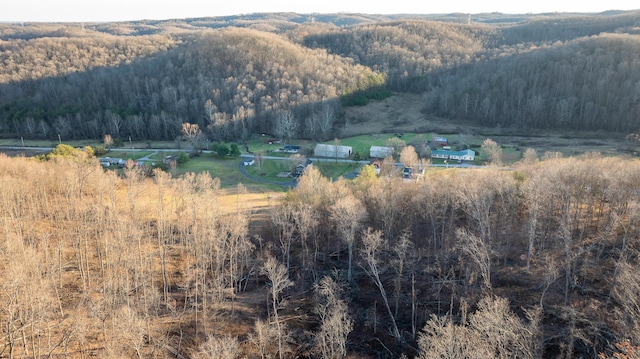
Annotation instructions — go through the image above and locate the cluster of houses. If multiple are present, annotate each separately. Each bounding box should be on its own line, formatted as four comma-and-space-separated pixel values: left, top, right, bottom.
244, 135, 476, 179
261, 135, 475, 162
309, 137, 475, 163
310, 141, 475, 163
429, 137, 475, 162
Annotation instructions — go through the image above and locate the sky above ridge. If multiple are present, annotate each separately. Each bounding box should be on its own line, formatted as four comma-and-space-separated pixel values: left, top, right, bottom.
3, 0, 639, 23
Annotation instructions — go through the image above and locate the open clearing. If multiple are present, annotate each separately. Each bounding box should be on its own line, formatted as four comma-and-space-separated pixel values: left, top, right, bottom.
342, 92, 637, 157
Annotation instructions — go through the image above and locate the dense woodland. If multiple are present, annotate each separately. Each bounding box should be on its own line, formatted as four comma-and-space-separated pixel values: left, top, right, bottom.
1, 11, 640, 141
2, 149, 640, 358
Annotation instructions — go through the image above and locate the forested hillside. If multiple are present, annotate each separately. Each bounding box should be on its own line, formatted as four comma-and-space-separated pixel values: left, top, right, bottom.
302, 20, 498, 89
0, 26, 382, 141
303, 12, 640, 132
1, 10, 640, 141
2, 149, 640, 358
421, 34, 640, 131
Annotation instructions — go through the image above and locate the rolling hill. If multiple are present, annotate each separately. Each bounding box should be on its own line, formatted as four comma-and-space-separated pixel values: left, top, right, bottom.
1, 10, 639, 141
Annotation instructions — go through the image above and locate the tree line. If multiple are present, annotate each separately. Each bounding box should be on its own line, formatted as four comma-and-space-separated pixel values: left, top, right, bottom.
2, 149, 640, 357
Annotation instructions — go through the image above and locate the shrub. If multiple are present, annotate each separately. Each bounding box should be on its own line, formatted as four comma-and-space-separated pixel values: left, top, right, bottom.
229, 143, 241, 157
176, 152, 190, 164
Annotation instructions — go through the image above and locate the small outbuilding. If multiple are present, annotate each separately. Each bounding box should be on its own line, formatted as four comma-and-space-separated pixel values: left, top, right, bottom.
242, 156, 255, 166
313, 144, 353, 158
369, 146, 394, 159
434, 137, 448, 146
294, 159, 313, 177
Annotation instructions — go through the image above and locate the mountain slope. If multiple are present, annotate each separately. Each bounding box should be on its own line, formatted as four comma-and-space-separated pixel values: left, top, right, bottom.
0, 27, 383, 140
1, 11, 640, 140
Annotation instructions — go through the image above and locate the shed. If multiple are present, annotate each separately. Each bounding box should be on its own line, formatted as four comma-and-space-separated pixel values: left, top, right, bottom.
434, 136, 448, 146
369, 146, 393, 159
314, 144, 353, 158
242, 156, 255, 166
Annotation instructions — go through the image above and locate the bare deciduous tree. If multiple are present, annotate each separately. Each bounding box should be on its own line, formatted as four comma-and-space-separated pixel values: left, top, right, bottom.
103, 133, 113, 152
361, 229, 401, 341
262, 256, 293, 359
113, 306, 146, 359
271, 204, 297, 273
521, 169, 550, 273
274, 110, 297, 144
314, 276, 353, 359
418, 297, 542, 359
182, 122, 204, 154
611, 259, 640, 341
254, 150, 265, 174
197, 335, 239, 359
248, 319, 279, 359
400, 145, 419, 169
457, 228, 493, 291
418, 312, 491, 359
330, 194, 367, 282
521, 147, 538, 166
391, 233, 414, 317
481, 138, 502, 166
317, 103, 337, 141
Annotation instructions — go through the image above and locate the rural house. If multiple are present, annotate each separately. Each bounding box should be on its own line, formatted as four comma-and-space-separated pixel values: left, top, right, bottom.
431, 149, 475, 162
242, 156, 255, 166
294, 159, 313, 177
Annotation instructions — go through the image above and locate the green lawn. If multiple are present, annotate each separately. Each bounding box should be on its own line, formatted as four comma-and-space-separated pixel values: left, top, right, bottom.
175, 155, 241, 183
244, 136, 314, 157
174, 154, 287, 191
244, 136, 284, 154
245, 157, 298, 182
336, 133, 428, 159
0, 138, 105, 148
245, 158, 359, 182
313, 161, 361, 179
107, 150, 153, 160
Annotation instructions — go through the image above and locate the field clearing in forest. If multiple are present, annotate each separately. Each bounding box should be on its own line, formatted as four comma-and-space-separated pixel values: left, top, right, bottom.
342, 92, 638, 158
